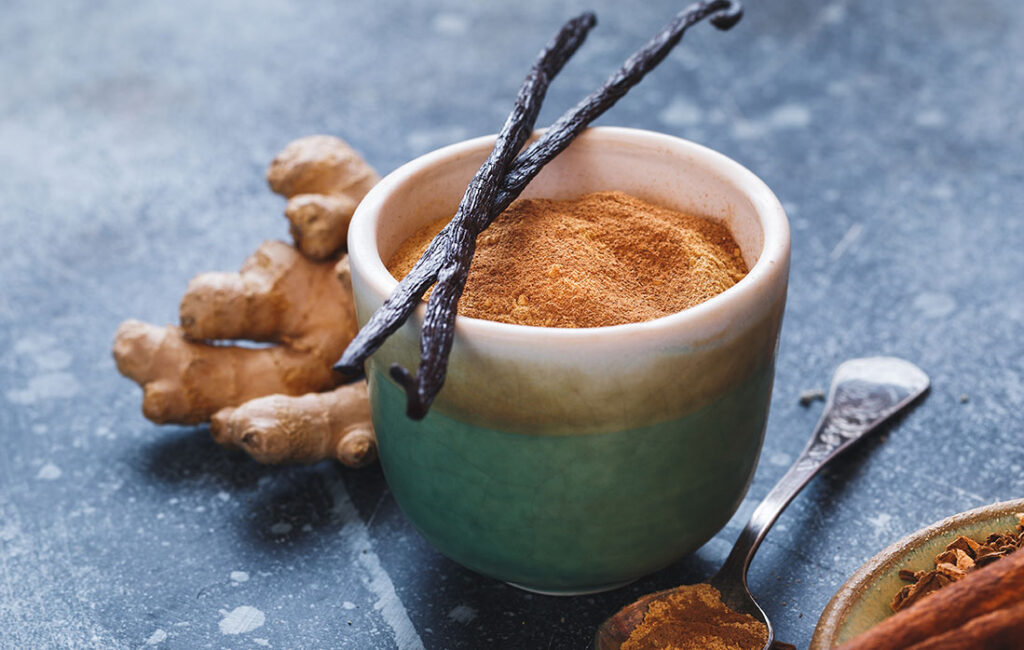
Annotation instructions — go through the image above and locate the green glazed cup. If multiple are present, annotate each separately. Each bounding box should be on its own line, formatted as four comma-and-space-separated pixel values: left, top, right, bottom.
347, 127, 790, 594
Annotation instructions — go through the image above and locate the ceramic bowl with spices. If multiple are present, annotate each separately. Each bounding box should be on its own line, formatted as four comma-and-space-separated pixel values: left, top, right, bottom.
811, 498, 1024, 648
347, 126, 790, 594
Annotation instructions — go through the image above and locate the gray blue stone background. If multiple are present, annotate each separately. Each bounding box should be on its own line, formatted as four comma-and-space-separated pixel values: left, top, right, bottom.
2, 0, 1022, 647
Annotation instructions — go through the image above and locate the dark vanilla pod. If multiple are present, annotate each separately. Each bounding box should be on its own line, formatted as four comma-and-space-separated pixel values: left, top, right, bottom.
336, 11, 597, 381
337, 1, 744, 420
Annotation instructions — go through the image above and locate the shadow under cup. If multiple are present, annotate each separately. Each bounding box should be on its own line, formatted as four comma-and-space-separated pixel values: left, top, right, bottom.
347, 127, 790, 595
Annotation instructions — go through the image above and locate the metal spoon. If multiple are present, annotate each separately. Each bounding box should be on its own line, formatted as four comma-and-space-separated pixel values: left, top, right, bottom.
595, 356, 930, 649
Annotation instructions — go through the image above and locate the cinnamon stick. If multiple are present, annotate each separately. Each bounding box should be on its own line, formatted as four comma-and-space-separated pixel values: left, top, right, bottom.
905, 599, 1024, 650
837, 548, 1024, 650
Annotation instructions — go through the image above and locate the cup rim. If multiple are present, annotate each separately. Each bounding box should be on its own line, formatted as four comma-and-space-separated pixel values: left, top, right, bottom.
347, 126, 789, 341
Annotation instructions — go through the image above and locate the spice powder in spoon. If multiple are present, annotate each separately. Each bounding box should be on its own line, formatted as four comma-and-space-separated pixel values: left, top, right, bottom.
621, 583, 769, 650
387, 191, 748, 328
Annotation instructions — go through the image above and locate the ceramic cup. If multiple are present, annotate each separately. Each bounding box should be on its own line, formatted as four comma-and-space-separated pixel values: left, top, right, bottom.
347, 127, 790, 595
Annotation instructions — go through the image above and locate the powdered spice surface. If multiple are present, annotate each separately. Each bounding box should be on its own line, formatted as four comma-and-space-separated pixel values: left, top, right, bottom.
621, 583, 768, 650
387, 191, 748, 328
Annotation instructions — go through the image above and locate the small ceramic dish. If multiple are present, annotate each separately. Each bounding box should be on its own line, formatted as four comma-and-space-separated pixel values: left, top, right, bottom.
811, 498, 1024, 648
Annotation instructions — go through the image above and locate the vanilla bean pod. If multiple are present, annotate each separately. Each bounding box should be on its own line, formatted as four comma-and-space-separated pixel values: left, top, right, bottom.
336, 1, 743, 419
392, 0, 743, 419
334, 12, 597, 376
338, 1, 741, 379
497, 0, 742, 208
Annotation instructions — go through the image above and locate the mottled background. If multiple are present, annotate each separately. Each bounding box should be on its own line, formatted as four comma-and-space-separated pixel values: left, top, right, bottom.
2, 0, 1022, 648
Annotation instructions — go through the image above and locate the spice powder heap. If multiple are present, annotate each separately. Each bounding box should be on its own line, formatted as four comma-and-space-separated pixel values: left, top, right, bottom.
621, 583, 768, 650
387, 191, 748, 328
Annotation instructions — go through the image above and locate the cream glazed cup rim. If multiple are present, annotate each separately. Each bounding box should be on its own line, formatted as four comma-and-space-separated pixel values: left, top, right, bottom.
347, 126, 790, 347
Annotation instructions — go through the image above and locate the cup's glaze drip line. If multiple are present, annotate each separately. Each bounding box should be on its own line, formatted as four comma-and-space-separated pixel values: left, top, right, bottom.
336, 0, 745, 421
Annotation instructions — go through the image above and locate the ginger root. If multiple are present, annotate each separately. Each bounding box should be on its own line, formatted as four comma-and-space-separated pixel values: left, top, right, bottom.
114, 240, 356, 424
210, 381, 375, 467
115, 134, 379, 468
267, 135, 380, 261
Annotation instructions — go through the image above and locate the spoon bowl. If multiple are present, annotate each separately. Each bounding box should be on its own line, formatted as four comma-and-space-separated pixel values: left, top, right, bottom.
595, 357, 930, 649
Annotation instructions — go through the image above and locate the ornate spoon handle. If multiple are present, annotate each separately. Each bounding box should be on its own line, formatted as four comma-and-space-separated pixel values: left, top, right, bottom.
714, 357, 930, 587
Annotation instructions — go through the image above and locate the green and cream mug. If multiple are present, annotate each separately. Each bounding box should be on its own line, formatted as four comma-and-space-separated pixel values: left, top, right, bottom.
347, 127, 790, 594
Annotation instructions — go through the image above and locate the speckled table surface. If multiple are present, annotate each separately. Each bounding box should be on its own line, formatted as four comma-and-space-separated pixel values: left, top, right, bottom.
2, 1, 1023, 648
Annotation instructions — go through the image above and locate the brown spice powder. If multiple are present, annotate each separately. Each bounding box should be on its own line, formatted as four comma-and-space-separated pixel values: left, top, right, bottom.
621, 583, 768, 650
386, 191, 748, 328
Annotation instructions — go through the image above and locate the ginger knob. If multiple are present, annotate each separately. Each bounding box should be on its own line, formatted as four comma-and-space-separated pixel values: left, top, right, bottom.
267, 135, 380, 260
210, 382, 376, 468
113, 241, 357, 424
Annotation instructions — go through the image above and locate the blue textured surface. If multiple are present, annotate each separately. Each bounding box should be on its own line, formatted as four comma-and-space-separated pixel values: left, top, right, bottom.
2, 1, 1023, 648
